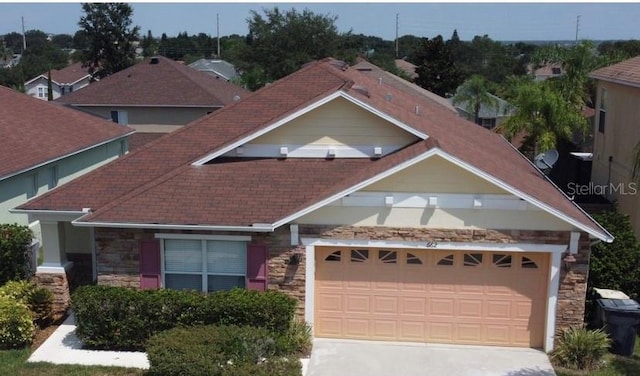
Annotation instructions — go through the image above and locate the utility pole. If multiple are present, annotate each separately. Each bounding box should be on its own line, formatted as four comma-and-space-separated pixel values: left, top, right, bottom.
216, 13, 221, 58
395, 13, 399, 58
21, 16, 26, 52
575, 15, 581, 43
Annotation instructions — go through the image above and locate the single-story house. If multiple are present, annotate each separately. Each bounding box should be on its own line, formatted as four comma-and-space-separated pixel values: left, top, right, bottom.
16, 59, 612, 352
0, 85, 133, 272
24, 62, 92, 101
55, 56, 250, 135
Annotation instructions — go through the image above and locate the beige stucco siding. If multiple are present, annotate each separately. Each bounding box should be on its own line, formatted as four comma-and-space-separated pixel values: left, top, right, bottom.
73, 106, 217, 126
364, 155, 507, 194
296, 206, 573, 230
0, 140, 124, 226
249, 97, 419, 147
592, 81, 640, 235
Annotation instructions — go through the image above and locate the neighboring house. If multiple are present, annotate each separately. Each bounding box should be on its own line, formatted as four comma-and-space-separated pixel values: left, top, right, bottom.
353, 60, 457, 114
0, 85, 133, 244
449, 93, 514, 130
532, 63, 564, 82
24, 62, 92, 101
1, 53, 21, 68
394, 58, 418, 80
189, 58, 240, 81
17, 59, 612, 353
589, 56, 640, 236
55, 56, 249, 136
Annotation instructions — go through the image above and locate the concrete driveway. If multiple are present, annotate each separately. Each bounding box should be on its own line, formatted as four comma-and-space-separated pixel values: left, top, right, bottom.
307, 339, 556, 376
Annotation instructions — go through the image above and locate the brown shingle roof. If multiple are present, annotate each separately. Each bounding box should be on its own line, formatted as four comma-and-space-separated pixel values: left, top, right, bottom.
56, 56, 250, 107
18, 59, 611, 240
0, 86, 133, 180
590, 56, 640, 87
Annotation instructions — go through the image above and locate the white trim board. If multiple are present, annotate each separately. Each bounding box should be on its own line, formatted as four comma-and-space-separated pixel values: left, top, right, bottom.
301, 237, 568, 253
192, 91, 428, 166
226, 144, 407, 158
328, 191, 534, 210
154, 233, 251, 241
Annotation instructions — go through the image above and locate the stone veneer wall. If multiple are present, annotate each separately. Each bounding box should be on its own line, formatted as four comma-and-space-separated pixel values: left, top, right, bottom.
34, 272, 70, 319
95, 226, 590, 341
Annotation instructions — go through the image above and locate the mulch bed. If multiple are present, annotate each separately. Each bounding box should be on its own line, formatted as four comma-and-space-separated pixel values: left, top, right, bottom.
30, 314, 68, 351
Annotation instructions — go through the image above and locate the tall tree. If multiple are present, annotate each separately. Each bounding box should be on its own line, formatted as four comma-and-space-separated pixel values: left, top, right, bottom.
452, 75, 498, 125
497, 80, 586, 156
78, 3, 140, 79
414, 35, 462, 97
236, 7, 341, 90
47, 69, 53, 101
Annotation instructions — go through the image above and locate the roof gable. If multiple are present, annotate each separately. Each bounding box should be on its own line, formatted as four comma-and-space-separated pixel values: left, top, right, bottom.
193, 91, 427, 163
0, 86, 133, 180
55, 56, 250, 107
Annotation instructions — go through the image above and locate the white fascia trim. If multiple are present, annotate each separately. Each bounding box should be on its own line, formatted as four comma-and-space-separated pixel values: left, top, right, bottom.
224, 144, 406, 158
546, 251, 562, 352
10, 209, 85, 223
9, 209, 85, 216
435, 150, 614, 243
24, 74, 48, 86
304, 244, 315, 326
191, 91, 427, 166
0, 131, 135, 182
70, 219, 274, 232
71, 104, 223, 109
339, 92, 428, 139
155, 233, 252, 241
300, 237, 568, 253
272, 148, 440, 228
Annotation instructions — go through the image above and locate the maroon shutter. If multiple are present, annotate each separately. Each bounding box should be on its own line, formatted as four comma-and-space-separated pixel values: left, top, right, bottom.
139, 239, 161, 290
246, 244, 267, 291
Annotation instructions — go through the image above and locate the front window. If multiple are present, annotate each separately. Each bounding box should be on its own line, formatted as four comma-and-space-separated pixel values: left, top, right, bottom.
598, 88, 607, 133
163, 238, 247, 292
37, 87, 48, 98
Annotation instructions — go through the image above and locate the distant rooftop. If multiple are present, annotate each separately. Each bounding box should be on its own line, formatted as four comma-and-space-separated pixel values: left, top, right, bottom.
188, 59, 239, 81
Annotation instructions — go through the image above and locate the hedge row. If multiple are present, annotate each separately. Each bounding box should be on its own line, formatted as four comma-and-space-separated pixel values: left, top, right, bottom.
0, 280, 54, 349
71, 286, 298, 351
146, 325, 301, 376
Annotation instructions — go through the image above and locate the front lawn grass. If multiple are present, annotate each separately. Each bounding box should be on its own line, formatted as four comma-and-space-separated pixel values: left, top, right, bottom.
0, 348, 144, 376
554, 337, 640, 376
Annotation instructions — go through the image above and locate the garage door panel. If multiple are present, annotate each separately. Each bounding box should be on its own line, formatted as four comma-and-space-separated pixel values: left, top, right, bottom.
458, 299, 483, 318
316, 248, 548, 348
429, 298, 455, 316
401, 297, 427, 315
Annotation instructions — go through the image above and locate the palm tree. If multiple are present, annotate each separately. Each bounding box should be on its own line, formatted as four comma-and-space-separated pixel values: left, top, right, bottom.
496, 80, 587, 156
452, 75, 499, 125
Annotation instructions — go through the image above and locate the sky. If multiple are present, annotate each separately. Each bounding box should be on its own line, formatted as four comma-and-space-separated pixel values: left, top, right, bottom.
1, 2, 640, 42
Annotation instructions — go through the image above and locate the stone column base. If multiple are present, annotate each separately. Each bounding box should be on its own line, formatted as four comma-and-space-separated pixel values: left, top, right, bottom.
34, 271, 71, 319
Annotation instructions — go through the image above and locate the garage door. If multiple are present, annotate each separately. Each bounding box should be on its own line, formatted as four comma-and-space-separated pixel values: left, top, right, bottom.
314, 247, 549, 347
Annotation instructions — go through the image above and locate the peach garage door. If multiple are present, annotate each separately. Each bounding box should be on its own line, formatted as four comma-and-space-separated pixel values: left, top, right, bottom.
314, 247, 549, 348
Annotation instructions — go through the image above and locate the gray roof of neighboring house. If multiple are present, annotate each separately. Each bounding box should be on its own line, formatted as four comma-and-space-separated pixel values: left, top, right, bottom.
449, 93, 514, 119
188, 59, 239, 81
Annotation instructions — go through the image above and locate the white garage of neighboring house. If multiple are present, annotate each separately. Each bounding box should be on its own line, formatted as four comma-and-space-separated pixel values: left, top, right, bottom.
16, 58, 612, 353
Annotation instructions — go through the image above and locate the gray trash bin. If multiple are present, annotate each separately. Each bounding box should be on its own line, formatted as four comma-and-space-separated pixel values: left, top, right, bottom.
597, 298, 640, 356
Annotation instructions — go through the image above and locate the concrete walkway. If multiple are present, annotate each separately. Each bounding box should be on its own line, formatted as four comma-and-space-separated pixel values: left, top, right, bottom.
28, 313, 310, 374
307, 338, 556, 376
28, 313, 150, 369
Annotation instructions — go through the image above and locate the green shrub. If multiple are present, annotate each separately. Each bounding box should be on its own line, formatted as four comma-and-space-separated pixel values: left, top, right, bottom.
551, 327, 611, 371
72, 286, 298, 351
277, 319, 312, 356
0, 224, 33, 285
0, 295, 35, 349
0, 280, 53, 325
146, 325, 301, 376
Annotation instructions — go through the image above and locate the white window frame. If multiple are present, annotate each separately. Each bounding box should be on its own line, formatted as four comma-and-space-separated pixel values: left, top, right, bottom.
37, 87, 47, 98
156, 234, 251, 292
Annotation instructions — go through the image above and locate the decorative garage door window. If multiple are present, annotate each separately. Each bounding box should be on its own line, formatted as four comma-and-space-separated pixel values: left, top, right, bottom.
325, 250, 341, 262
406, 252, 423, 265
378, 250, 397, 264
463, 253, 483, 267
350, 249, 369, 262
492, 254, 512, 268
164, 239, 246, 292
436, 254, 454, 266
521, 256, 539, 269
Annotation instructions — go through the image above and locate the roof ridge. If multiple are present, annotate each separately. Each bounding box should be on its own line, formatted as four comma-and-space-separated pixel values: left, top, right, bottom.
158, 56, 228, 104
